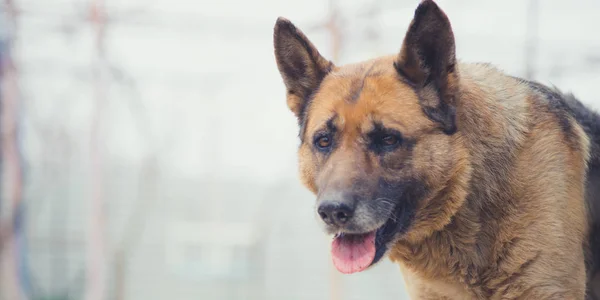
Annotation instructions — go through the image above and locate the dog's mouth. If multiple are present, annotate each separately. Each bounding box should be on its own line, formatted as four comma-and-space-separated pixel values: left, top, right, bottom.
330, 215, 399, 274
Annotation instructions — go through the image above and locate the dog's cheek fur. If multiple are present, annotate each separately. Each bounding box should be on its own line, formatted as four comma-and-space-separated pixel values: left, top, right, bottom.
411, 134, 456, 187
393, 134, 472, 244
378, 176, 428, 231
298, 144, 318, 195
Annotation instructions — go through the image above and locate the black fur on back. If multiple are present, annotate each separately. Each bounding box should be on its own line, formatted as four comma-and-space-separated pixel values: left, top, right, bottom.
562, 92, 600, 300
522, 79, 600, 299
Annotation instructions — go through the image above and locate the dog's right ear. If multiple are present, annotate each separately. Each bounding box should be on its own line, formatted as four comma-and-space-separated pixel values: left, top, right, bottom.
274, 17, 334, 123
395, 0, 458, 135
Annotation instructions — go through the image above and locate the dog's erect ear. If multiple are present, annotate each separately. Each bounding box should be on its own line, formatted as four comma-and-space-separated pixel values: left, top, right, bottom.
395, 0, 458, 134
274, 17, 334, 123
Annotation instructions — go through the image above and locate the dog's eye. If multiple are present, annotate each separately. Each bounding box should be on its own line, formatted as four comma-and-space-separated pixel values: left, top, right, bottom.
382, 135, 399, 146
315, 135, 332, 150
369, 131, 402, 153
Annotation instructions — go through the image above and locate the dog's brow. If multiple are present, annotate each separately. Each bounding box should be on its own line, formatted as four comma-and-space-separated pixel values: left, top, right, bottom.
326, 116, 337, 132
311, 114, 338, 136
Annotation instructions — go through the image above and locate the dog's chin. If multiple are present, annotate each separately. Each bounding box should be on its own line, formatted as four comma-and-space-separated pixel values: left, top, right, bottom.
328, 215, 406, 274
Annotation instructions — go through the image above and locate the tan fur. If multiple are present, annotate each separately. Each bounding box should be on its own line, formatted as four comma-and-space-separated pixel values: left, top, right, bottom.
273, 1, 594, 299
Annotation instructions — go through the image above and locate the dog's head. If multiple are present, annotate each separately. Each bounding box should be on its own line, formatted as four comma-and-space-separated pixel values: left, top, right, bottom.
273, 0, 470, 274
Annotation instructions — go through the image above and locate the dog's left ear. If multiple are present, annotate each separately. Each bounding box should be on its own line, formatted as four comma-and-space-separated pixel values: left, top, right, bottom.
395, 0, 458, 134
273, 17, 334, 124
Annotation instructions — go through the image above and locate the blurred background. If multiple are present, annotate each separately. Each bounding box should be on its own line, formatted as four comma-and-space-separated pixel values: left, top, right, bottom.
0, 0, 599, 299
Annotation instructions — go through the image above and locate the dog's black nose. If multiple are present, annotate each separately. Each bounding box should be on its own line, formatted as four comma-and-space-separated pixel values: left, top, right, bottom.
318, 202, 354, 225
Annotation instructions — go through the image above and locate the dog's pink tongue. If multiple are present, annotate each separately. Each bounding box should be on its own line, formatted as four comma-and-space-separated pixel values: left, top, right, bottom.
331, 232, 376, 274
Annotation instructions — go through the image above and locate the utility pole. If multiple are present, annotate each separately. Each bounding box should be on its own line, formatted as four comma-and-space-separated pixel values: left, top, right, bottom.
85, 0, 107, 298
0, 0, 28, 298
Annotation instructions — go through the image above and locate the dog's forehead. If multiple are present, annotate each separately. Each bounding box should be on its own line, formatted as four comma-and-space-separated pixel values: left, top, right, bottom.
329, 55, 395, 78
305, 57, 428, 135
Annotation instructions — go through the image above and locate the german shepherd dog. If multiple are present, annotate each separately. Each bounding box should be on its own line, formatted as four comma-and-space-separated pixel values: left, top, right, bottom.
273, 0, 600, 298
